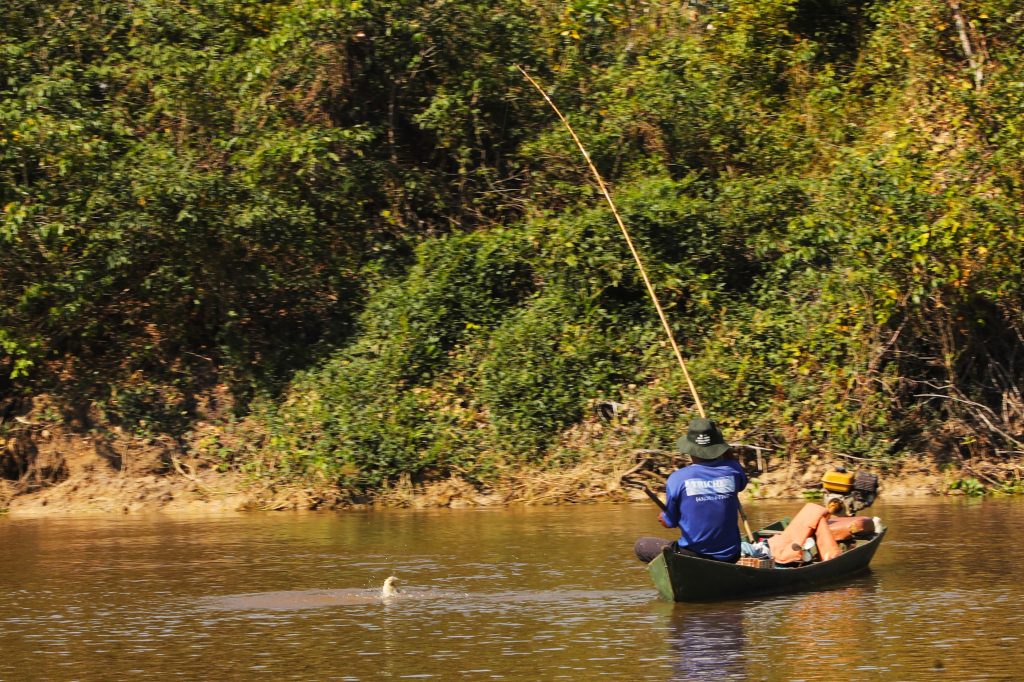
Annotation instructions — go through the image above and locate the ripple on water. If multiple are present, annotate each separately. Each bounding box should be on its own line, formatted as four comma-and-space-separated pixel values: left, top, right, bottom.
201, 585, 652, 615
4, 501, 1024, 680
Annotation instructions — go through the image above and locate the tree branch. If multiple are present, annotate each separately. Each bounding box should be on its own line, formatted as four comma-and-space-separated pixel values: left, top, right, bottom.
948, 0, 984, 89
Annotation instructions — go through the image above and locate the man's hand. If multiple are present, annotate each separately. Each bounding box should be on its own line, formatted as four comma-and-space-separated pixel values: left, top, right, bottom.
658, 514, 671, 528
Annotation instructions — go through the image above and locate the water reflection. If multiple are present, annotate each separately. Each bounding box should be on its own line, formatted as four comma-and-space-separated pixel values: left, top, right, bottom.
661, 572, 882, 680
756, 578, 881, 675
666, 605, 747, 681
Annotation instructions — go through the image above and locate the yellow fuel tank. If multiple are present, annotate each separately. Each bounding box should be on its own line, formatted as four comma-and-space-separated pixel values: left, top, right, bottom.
822, 470, 855, 494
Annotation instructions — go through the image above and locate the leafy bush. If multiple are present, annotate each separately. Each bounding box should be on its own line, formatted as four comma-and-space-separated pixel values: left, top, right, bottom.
3, 0, 1023, 489
265, 230, 535, 485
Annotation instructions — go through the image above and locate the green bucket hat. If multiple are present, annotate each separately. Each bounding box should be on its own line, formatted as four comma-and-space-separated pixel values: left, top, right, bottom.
675, 418, 730, 460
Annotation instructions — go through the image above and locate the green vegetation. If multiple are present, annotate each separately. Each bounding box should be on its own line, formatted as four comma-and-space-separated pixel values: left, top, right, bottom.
949, 476, 986, 496
3, 0, 1023, 494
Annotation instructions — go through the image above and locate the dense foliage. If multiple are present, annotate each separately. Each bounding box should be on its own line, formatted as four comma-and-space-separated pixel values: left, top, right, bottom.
3, 0, 1023, 490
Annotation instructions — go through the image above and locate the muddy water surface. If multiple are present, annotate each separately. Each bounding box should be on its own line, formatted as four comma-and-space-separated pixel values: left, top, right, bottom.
2, 499, 1023, 680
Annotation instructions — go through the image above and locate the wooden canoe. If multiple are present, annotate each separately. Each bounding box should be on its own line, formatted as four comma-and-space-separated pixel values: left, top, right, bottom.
647, 522, 887, 602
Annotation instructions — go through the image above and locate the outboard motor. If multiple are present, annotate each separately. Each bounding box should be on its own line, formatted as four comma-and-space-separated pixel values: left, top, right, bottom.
821, 467, 879, 516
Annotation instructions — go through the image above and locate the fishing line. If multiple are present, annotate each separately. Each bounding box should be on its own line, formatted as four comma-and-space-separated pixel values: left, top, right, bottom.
519, 67, 755, 542
516, 65, 706, 419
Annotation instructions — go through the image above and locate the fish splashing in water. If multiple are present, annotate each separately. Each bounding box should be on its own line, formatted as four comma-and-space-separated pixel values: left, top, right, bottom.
381, 576, 401, 599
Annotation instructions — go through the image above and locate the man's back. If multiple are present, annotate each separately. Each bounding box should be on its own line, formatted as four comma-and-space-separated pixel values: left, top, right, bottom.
662, 458, 748, 561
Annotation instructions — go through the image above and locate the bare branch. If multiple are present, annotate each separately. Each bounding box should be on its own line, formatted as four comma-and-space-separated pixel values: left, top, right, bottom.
948, 0, 984, 89
916, 393, 1024, 450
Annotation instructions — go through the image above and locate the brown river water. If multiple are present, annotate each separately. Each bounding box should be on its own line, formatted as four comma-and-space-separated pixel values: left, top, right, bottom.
1, 498, 1023, 681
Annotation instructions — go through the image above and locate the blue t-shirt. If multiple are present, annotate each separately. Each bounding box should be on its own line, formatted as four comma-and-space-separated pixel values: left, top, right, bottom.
659, 459, 748, 561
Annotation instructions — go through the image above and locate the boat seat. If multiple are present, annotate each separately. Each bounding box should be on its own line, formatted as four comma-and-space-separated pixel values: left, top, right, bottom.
754, 528, 784, 538
753, 517, 790, 540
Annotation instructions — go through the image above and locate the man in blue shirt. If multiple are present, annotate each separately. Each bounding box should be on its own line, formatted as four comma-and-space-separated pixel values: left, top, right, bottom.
634, 418, 748, 563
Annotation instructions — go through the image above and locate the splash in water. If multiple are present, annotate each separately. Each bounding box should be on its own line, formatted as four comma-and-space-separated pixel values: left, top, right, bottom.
381, 576, 401, 599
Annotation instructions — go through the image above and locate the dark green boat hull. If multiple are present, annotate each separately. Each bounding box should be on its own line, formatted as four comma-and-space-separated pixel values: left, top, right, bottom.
648, 527, 887, 602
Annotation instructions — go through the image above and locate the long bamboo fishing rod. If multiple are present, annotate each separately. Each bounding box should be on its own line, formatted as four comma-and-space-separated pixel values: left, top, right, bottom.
516, 65, 706, 419
519, 67, 755, 543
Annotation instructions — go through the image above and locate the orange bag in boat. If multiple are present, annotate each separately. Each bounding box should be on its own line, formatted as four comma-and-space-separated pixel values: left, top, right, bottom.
768, 503, 829, 564
827, 516, 876, 542
766, 503, 842, 563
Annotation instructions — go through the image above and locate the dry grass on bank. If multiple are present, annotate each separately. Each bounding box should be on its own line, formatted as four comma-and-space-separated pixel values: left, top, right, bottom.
2, 450, 1012, 517
2, 395, 1019, 516
375, 451, 641, 509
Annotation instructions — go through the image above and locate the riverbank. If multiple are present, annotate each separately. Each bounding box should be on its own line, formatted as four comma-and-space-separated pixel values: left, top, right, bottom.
2, 424, 999, 517
5, 393, 1020, 517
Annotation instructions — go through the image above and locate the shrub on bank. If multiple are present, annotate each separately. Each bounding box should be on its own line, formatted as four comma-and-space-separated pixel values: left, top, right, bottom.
3, 1, 1023, 496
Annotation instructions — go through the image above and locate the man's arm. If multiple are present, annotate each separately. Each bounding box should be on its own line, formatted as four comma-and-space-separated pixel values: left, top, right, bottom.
659, 475, 682, 528
730, 459, 749, 493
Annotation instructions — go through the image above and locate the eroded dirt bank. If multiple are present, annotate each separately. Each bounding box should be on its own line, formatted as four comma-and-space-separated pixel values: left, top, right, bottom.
0, 429, 987, 518
2, 397, 1017, 517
